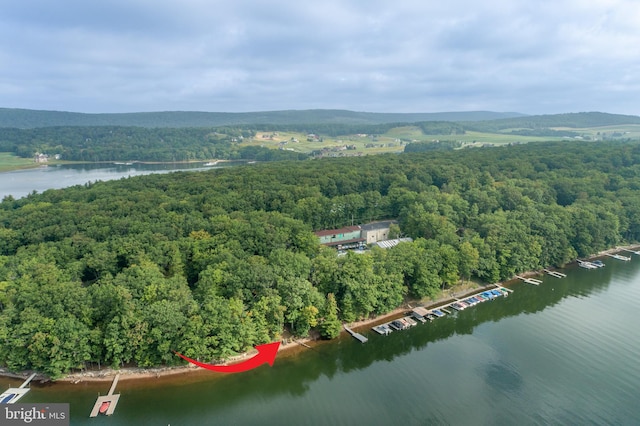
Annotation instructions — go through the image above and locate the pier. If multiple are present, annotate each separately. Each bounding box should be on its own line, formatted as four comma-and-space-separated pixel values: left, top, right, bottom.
0, 373, 37, 404
344, 325, 368, 343
516, 276, 543, 285
605, 253, 631, 261
497, 285, 513, 293
372, 324, 393, 335
544, 269, 567, 278
89, 374, 120, 417
620, 248, 640, 255
577, 260, 599, 269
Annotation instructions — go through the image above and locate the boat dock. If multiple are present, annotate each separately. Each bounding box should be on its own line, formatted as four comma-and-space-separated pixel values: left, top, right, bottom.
0, 373, 37, 404
516, 275, 543, 285
372, 287, 513, 336
578, 260, 599, 269
544, 269, 567, 278
620, 248, 640, 255
89, 374, 120, 417
344, 325, 368, 343
606, 253, 631, 261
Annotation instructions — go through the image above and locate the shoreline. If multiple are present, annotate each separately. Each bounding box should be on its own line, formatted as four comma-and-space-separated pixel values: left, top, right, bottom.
2, 244, 637, 385
0, 158, 234, 174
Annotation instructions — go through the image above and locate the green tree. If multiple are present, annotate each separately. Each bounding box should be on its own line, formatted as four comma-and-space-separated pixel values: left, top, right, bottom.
319, 293, 342, 339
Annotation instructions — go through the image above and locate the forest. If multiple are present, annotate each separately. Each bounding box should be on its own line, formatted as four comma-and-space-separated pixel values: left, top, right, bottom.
2, 111, 640, 163
2, 140, 640, 378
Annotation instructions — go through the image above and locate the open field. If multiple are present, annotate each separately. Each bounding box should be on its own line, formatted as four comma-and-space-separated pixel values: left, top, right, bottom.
246, 128, 567, 155
0, 152, 38, 172
554, 124, 640, 140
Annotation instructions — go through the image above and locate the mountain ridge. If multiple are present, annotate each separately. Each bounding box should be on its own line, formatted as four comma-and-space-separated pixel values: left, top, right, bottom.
0, 108, 525, 128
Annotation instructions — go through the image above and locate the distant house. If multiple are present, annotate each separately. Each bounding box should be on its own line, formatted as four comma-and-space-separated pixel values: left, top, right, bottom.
314, 226, 366, 250
314, 220, 402, 251
360, 220, 397, 244
34, 152, 48, 163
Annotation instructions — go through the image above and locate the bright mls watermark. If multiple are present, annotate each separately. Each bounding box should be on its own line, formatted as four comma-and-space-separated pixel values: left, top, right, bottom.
1, 404, 69, 426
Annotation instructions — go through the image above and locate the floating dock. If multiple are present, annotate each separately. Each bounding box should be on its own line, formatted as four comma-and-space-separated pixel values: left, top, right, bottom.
89, 374, 120, 417
0, 373, 37, 404
578, 260, 599, 269
344, 326, 368, 343
606, 253, 631, 261
544, 269, 567, 278
372, 324, 393, 335
373, 286, 513, 336
621, 248, 640, 255
516, 276, 542, 285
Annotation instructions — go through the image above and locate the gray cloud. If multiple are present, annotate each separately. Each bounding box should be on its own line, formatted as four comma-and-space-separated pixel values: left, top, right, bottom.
1, 0, 639, 114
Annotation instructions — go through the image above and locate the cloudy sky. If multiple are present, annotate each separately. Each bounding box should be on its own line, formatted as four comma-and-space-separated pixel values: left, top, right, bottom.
2, 0, 639, 115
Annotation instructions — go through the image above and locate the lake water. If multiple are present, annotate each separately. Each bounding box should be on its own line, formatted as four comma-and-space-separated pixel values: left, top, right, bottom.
2, 257, 639, 425
0, 162, 237, 200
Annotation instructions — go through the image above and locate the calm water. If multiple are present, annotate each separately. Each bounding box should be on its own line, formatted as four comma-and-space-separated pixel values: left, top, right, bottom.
0, 162, 239, 200
2, 259, 640, 425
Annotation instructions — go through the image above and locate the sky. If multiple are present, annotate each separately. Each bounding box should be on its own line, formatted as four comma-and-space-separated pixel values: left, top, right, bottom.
1, 0, 639, 115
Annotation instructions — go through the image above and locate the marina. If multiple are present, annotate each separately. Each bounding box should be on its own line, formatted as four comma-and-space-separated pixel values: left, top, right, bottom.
371, 286, 514, 336
0, 373, 37, 404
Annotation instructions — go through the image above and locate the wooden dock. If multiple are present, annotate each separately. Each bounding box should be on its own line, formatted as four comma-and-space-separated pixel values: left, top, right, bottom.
516, 276, 542, 285
344, 325, 368, 343
89, 374, 120, 417
0, 373, 37, 404
577, 260, 599, 269
544, 269, 567, 278
621, 248, 640, 255
606, 253, 631, 261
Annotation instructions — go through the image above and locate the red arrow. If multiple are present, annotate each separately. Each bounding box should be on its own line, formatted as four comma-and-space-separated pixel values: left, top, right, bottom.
174, 342, 281, 373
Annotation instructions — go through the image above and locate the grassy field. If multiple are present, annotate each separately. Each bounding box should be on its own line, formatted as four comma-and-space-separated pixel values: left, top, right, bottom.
247, 123, 640, 155
0, 152, 38, 172
246, 128, 565, 155
557, 124, 640, 140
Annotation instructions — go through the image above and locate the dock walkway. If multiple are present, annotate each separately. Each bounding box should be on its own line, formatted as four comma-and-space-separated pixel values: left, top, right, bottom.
89, 374, 120, 417
344, 325, 368, 343
0, 373, 37, 404
621, 248, 640, 256
544, 269, 567, 278
606, 253, 631, 261
515, 275, 542, 285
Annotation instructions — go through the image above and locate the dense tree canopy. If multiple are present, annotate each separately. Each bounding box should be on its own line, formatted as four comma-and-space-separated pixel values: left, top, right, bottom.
2, 140, 640, 377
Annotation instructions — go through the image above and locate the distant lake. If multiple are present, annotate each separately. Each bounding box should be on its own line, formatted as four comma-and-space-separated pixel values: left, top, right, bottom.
0, 162, 241, 199
2, 258, 640, 425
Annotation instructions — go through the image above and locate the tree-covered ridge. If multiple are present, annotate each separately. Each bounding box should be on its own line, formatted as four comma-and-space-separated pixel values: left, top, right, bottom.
2, 140, 640, 378
0, 126, 306, 162
465, 112, 640, 132
0, 108, 524, 129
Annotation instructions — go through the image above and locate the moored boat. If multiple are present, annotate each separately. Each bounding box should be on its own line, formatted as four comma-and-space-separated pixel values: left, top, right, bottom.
0, 393, 16, 404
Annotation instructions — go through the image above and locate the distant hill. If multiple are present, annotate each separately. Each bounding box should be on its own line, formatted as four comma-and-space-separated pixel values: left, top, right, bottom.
0, 108, 525, 128
465, 112, 640, 132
